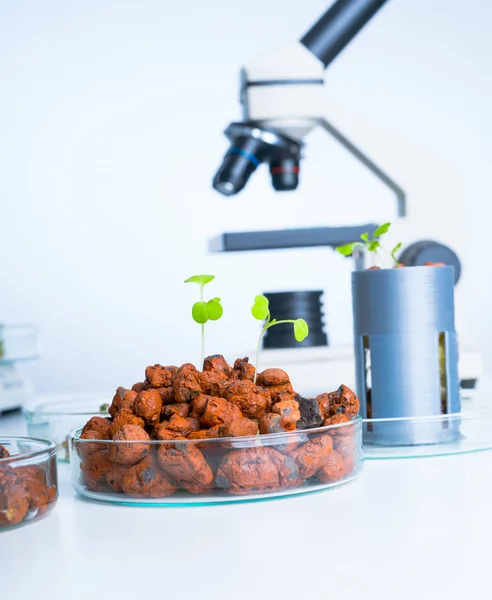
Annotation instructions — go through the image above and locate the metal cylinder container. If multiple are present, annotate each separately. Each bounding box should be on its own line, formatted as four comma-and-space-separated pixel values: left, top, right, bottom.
352, 266, 460, 446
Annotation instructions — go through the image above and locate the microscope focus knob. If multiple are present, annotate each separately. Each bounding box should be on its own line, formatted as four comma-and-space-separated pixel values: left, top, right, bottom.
399, 241, 462, 284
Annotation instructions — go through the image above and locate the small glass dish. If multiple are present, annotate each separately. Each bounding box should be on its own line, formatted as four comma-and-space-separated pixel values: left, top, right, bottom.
24, 394, 110, 461
0, 436, 58, 531
363, 408, 492, 459
69, 417, 363, 505
0, 324, 40, 364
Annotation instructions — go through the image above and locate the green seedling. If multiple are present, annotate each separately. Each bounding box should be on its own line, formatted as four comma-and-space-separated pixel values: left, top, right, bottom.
336, 222, 402, 267
185, 275, 223, 366
251, 295, 309, 383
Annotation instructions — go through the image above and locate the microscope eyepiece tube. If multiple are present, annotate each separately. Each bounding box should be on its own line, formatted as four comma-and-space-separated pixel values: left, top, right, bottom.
300, 0, 390, 68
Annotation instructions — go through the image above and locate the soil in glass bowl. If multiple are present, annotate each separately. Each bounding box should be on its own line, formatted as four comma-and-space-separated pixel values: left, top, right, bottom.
0, 437, 58, 530
70, 356, 362, 504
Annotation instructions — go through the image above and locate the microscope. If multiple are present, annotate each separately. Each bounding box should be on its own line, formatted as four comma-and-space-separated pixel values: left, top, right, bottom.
213, 0, 398, 201
211, 0, 483, 397
0, 324, 40, 413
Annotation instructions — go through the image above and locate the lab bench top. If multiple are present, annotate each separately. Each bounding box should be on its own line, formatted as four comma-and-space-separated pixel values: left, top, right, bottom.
1, 395, 492, 600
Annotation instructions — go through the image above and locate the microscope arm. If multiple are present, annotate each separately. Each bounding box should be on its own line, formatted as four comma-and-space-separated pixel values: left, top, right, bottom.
301, 1, 406, 217
319, 118, 406, 217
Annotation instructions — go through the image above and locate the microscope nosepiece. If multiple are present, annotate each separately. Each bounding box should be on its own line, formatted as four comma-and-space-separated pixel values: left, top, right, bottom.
212, 122, 303, 196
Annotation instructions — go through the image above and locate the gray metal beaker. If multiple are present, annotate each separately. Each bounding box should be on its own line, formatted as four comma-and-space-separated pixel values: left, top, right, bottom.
352, 266, 460, 446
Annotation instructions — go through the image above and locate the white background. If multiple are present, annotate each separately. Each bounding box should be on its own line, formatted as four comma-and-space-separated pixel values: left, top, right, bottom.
1, 0, 491, 394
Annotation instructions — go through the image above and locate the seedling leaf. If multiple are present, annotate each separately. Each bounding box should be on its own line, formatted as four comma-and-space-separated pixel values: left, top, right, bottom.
336, 243, 357, 257
254, 295, 269, 308
184, 275, 215, 286
293, 319, 309, 342
374, 223, 391, 237
251, 295, 270, 321
192, 301, 208, 324
206, 298, 223, 321
336, 222, 401, 268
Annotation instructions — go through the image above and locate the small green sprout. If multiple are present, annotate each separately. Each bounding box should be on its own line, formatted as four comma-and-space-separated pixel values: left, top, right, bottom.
391, 242, 402, 264
336, 222, 402, 267
99, 403, 110, 413
185, 275, 223, 366
251, 295, 309, 383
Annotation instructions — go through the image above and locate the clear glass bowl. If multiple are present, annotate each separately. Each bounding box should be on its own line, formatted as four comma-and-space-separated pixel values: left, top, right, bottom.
0, 436, 58, 531
363, 408, 492, 459
0, 324, 40, 363
24, 394, 110, 461
69, 417, 363, 505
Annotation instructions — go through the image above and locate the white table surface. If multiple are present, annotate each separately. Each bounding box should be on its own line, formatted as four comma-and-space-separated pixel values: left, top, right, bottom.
1, 397, 492, 600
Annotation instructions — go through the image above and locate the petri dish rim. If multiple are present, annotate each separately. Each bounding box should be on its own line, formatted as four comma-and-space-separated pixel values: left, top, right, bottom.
362, 408, 492, 460
0, 436, 56, 465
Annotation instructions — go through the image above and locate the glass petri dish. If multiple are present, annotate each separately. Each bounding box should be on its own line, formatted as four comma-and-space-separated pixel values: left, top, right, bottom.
0, 436, 58, 531
363, 408, 492, 459
24, 394, 110, 462
69, 417, 363, 506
